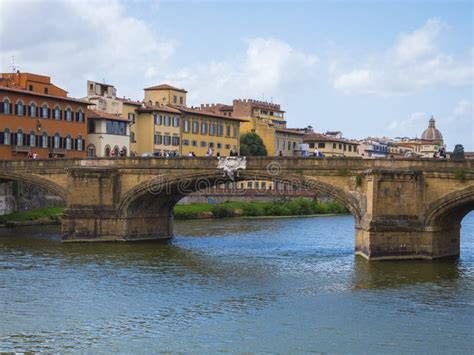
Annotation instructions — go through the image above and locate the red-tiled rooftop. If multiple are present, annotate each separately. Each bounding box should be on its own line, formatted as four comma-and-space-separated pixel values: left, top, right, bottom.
179, 107, 248, 122
274, 127, 306, 135
304, 133, 358, 145
117, 97, 143, 106
0, 86, 89, 105
137, 104, 182, 114
143, 84, 187, 93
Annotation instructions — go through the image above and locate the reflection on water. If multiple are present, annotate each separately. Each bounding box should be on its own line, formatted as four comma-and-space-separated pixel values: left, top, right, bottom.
0, 213, 473, 353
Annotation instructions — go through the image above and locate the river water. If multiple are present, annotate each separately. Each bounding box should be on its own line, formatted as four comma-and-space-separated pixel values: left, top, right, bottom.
1, 213, 473, 353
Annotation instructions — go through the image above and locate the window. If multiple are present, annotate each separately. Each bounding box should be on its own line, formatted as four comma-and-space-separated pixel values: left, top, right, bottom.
233, 126, 238, 138
288, 141, 291, 150
192, 140, 197, 147
209, 142, 215, 148
105, 120, 126, 135
44, 88, 48, 94
180, 97, 183, 105
209, 122, 215, 135
164, 135, 171, 145
41, 104, 48, 118
200, 141, 207, 147
128, 113, 135, 123
17, 129, 24, 146
88, 120, 95, 133
77, 135, 83, 151
173, 116, 179, 127
65, 134, 72, 150
333, 143, 337, 149
247, 181, 252, 188
154, 134, 163, 145
105, 145, 111, 157
225, 144, 230, 149
343, 144, 347, 151
77, 109, 84, 123
201, 122, 208, 134
28, 85, 33, 91
348, 145, 352, 152
130, 131, 135, 143
42, 132, 48, 148
29, 131, 35, 147
172, 136, 180, 146
154, 114, 162, 125
226, 125, 231, 137
65, 107, 72, 121
173, 95, 177, 104
87, 144, 96, 157
30, 103, 37, 117
339, 143, 342, 149
3, 99, 10, 114
164, 115, 171, 126
217, 124, 223, 136
318, 143, 325, 148
183, 139, 190, 146
54, 106, 61, 120
183, 119, 190, 133
16, 101, 24, 116
217, 143, 222, 149
3, 128, 10, 145
54, 133, 60, 149
191, 121, 198, 134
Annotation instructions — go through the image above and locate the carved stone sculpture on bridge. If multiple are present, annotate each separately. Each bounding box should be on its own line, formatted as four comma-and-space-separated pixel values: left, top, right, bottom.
217, 156, 247, 181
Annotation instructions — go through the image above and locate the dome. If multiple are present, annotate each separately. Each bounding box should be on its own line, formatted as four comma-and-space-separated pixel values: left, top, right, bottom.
421, 116, 443, 145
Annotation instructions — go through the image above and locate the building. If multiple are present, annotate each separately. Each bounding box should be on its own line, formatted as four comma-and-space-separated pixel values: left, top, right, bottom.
357, 139, 389, 158
274, 127, 305, 156
131, 103, 182, 156
304, 133, 359, 157
85, 81, 132, 157
144, 84, 187, 107
179, 107, 246, 156
420, 116, 445, 157
86, 109, 131, 157
0, 72, 88, 159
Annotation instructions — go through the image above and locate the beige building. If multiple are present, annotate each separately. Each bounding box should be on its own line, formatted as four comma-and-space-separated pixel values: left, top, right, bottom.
304, 133, 359, 157
274, 128, 305, 156
144, 84, 187, 107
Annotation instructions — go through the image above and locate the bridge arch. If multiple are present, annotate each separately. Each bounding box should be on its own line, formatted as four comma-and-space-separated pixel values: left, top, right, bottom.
424, 185, 474, 230
118, 170, 363, 225
0, 171, 67, 201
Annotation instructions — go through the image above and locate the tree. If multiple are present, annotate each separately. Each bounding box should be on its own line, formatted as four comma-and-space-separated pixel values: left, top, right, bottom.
240, 132, 268, 156
452, 144, 465, 160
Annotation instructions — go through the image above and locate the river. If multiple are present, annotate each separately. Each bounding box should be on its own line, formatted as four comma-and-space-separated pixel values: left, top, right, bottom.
1, 213, 473, 353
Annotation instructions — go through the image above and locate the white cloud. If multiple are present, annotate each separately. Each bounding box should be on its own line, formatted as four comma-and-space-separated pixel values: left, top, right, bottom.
387, 111, 427, 135
0, 0, 175, 97
453, 99, 472, 116
146, 38, 319, 104
333, 18, 473, 96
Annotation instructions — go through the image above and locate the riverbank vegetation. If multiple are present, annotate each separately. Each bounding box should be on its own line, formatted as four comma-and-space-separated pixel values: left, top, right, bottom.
174, 199, 348, 220
0, 200, 348, 225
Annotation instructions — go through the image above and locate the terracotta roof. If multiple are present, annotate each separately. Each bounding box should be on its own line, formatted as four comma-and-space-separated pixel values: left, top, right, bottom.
275, 127, 305, 135
304, 133, 358, 145
143, 84, 187, 93
87, 109, 129, 121
0, 86, 89, 105
179, 107, 248, 122
137, 104, 182, 114
117, 97, 142, 106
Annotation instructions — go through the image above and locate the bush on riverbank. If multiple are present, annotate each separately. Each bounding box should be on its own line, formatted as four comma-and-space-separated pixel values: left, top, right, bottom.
174, 199, 348, 220
0, 207, 64, 224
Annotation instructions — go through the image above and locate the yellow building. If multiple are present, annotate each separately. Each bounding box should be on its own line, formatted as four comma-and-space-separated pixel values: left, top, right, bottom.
144, 84, 187, 107
179, 107, 246, 156
303, 133, 359, 157
120, 99, 181, 156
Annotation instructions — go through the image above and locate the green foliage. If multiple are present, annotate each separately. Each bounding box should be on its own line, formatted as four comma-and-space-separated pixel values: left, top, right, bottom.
211, 204, 235, 218
453, 144, 465, 160
355, 175, 363, 187
240, 132, 268, 156
0, 207, 64, 224
454, 168, 466, 182
242, 203, 265, 216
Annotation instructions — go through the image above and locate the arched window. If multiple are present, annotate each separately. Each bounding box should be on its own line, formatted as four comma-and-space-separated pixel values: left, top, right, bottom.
77, 135, 83, 151
65, 107, 72, 121
42, 132, 48, 148
17, 129, 24, 146
104, 145, 111, 157
29, 130, 36, 147
30, 102, 37, 117
121, 146, 127, 157
113, 145, 119, 157
16, 100, 24, 116
54, 133, 60, 149
2, 98, 10, 114
41, 104, 49, 118
54, 105, 61, 120
3, 128, 10, 145
65, 134, 72, 150
77, 108, 84, 123
87, 144, 96, 157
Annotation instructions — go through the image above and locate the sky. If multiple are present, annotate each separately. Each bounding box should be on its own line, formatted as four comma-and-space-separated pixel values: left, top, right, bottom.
0, 0, 472, 149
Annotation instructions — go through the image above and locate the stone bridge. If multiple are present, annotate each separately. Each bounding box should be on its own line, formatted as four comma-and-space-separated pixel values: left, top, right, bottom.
0, 157, 473, 261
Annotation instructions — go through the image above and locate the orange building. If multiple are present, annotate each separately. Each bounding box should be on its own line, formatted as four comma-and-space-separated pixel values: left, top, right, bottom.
0, 72, 88, 159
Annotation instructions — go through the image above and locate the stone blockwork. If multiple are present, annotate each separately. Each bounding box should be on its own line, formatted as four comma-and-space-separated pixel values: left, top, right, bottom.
0, 157, 472, 261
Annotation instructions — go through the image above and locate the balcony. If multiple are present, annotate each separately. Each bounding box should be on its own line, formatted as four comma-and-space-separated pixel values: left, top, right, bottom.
11, 145, 30, 153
